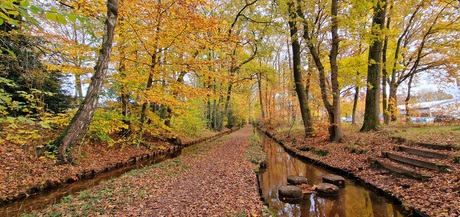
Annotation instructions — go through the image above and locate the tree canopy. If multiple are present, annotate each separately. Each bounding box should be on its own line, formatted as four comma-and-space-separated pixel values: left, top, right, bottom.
0, 0, 459, 162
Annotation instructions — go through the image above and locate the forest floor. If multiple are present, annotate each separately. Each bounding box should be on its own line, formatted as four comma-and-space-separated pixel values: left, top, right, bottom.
1, 123, 459, 216
10, 126, 267, 216
260, 122, 460, 217
0, 125, 218, 204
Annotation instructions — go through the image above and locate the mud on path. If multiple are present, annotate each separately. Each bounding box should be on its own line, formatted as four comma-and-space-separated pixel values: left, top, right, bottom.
28, 125, 264, 216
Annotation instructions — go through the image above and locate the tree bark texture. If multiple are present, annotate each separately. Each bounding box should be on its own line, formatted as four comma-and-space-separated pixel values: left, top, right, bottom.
361, 0, 386, 132
56, 0, 118, 164
287, 0, 313, 137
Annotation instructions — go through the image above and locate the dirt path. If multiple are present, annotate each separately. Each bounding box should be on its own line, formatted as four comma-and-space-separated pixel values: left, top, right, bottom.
27, 126, 264, 216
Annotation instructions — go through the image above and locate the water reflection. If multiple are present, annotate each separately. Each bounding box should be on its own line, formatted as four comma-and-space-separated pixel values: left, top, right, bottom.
257, 130, 403, 217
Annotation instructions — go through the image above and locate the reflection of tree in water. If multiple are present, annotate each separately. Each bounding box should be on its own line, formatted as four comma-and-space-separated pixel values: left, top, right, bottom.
369, 191, 403, 217
327, 190, 346, 217
370, 192, 389, 216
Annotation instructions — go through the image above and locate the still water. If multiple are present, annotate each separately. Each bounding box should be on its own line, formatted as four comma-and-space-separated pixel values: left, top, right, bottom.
256, 130, 404, 217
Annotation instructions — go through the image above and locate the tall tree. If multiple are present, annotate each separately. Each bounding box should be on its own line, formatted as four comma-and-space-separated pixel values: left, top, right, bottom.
381, 2, 392, 124
384, 0, 459, 122
55, 0, 118, 164
222, 0, 262, 128
287, 0, 313, 137
361, 0, 386, 132
296, 0, 343, 141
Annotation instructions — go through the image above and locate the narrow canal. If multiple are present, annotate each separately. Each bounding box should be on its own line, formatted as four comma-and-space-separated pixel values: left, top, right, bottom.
0, 151, 180, 217
256, 130, 404, 217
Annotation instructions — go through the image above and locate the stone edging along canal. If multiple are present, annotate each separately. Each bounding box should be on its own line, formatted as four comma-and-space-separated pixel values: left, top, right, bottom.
256, 127, 428, 217
0, 128, 238, 206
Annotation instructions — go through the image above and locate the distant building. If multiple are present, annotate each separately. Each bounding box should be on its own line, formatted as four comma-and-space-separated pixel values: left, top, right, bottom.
398, 98, 460, 119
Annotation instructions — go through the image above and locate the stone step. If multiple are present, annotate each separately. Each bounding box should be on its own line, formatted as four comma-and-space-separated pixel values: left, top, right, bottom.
394, 145, 450, 159
369, 158, 431, 181
382, 151, 449, 171
322, 174, 345, 188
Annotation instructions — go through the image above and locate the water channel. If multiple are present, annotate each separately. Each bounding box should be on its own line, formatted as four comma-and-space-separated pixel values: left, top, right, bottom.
0, 151, 181, 217
256, 130, 405, 217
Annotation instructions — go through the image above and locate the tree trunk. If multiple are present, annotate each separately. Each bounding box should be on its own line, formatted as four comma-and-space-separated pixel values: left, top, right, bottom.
388, 83, 397, 119
164, 71, 187, 127
352, 85, 359, 125
328, 0, 343, 142
140, 54, 157, 126
224, 82, 233, 127
295, 0, 341, 141
305, 60, 313, 129
257, 72, 265, 119
120, 48, 130, 136
55, 0, 118, 164
361, 0, 386, 132
118, 13, 130, 136
388, 6, 419, 122
212, 98, 218, 130
405, 74, 415, 123
206, 76, 212, 128
382, 4, 392, 125
287, 0, 313, 137
75, 74, 83, 101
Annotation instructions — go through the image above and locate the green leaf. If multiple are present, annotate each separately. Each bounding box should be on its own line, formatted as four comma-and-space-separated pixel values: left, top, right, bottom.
29, 5, 43, 14
0, 12, 8, 20
1, 2, 14, 10
18, 8, 28, 16
0, 18, 3, 26
77, 16, 86, 23
17, 116, 28, 122
40, 121, 51, 129
8, 18, 18, 26
5, 49, 17, 58
67, 14, 77, 23
45, 12, 57, 22
7, 10, 19, 16
20, 0, 30, 7
57, 13, 67, 25
26, 15, 39, 26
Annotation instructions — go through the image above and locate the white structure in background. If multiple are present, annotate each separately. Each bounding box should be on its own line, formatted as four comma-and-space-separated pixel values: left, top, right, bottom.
397, 98, 460, 122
